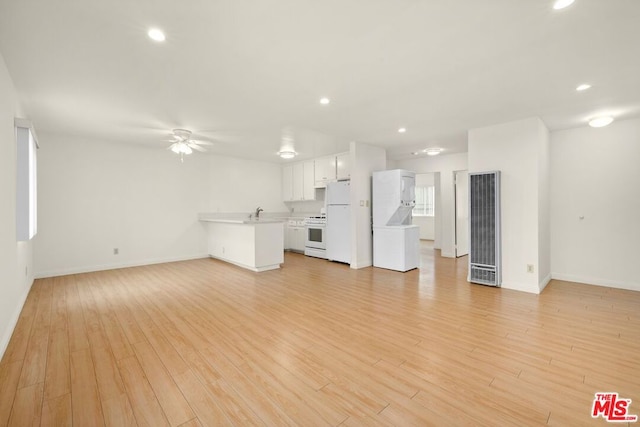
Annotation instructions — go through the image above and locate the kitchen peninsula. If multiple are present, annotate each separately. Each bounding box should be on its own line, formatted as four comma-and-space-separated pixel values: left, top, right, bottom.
199, 214, 284, 272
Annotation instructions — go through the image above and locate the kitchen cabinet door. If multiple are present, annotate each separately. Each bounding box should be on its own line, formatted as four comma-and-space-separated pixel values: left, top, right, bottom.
336, 152, 350, 180
303, 161, 315, 200
284, 226, 291, 250
314, 156, 336, 187
292, 162, 304, 200
282, 165, 293, 201
291, 227, 306, 252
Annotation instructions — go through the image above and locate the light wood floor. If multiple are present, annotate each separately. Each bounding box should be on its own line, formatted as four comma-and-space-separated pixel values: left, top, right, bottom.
1, 244, 639, 426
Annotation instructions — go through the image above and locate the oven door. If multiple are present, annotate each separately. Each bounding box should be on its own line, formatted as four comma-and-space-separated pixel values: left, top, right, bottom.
305, 225, 326, 250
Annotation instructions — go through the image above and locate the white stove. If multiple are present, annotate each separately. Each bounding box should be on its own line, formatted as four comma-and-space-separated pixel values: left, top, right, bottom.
304, 216, 327, 226
304, 216, 327, 258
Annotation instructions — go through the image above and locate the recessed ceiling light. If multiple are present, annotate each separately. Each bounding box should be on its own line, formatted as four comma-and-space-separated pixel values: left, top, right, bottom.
588, 116, 614, 128
319, 97, 330, 105
148, 28, 166, 42
576, 84, 591, 91
424, 148, 443, 156
553, 0, 575, 10
398, 128, 407, 133
411, 151, 419, 156
278, 150, 297, 159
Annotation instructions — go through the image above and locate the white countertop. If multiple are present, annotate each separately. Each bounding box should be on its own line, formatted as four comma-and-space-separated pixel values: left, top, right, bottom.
207, 218, 284, 224
199, 217, 284, 224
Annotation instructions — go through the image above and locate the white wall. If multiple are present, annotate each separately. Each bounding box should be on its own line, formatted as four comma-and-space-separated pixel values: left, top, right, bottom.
395, 153, 468, 257
0, 52, 34, 359
538, 122, 551, 287
551, 118, 640, 291
468, 117, 550, 294
413, 173, 435, 240
34, 134, 286, 277
350, 141, 386, 269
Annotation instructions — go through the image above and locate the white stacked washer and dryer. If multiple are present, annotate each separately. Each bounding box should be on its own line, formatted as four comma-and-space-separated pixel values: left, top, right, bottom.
372, 169, 420, 272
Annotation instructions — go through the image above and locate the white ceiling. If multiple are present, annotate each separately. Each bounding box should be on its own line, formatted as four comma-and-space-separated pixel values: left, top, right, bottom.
1, 0, 639, 162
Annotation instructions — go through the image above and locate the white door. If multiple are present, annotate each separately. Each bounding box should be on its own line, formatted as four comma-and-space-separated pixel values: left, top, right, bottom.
455, 170, 469, 257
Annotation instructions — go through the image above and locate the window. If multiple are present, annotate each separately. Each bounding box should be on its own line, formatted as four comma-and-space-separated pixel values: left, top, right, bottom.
413, 185, 435, 217
16, 119, 38, 241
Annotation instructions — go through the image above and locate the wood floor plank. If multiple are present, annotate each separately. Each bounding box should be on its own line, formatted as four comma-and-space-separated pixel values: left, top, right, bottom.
8, 382, 44, 427
102, 393, 137, 427
0, 360, 24, 426
198, 345, 299, 426
44, 277, 71, 401
0, 283, 41, 365
64, 275, 90, 353
41, 393, 72, 427
70, 348, 104, 426
133, 340, 195, 426
173, 369, 230, 426
17, 280, 53, 388
117, 355, 170, 427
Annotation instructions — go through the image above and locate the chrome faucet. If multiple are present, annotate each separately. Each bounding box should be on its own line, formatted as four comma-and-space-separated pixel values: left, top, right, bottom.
255, 207, 264, 219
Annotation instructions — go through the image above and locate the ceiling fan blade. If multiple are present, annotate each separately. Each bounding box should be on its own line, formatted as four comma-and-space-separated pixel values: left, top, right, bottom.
188, 143, 206, 152
191, 139, 214, 146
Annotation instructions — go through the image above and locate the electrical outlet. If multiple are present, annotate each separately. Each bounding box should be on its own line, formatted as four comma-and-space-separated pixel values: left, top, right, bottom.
527, 264, 534, 273
25, 266, 28, 277
113, 248, 119, 255
366, 200, 370, 207
360, 200, 364, 207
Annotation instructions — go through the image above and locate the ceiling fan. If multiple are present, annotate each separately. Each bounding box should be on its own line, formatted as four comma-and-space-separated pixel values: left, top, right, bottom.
166, 128, 213, 162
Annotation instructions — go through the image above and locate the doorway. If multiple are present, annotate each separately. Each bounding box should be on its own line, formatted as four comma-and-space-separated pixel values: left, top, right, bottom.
454, 170, 469, 258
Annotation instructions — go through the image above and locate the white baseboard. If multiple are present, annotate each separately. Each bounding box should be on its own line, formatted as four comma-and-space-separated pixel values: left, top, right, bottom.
500, 281, 541, 294
0, 278, 34, 361
34, 254, 209, 279
551, 273, 639, 292
350, 259, 372, 270
539, 273, 552, 292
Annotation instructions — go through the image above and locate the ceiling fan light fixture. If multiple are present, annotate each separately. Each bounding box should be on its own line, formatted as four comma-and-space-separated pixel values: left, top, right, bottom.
424, 148, 443, 156
588, 116, 614, 128
278, 150, 297, 159
148, 28, 166, 42
553, 0, 575, 10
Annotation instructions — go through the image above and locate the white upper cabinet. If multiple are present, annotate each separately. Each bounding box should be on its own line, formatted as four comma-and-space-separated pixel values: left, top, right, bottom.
282, 165, 294, 201
282, 160, 316, 202
314, 155, 337, 188
336, 152, 350, 180
292, 162, 304, 200
303, 161, 315, 200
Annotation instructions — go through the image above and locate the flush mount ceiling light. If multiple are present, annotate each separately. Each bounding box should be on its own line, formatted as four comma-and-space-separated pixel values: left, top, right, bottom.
553, 0, 575, 10
278, 150, 297, 159
576, 83, 591, 91
148, 28, 166, 42
398, 127, 407, 133
319, 97, 330, 105
588, 116, 614, 128
424, 148, 443, 156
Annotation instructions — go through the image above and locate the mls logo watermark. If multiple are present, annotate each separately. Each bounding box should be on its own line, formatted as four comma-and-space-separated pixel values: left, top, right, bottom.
591, 392, 638, 422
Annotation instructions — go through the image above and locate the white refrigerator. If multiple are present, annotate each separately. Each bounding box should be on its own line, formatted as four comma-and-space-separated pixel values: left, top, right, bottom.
326, 181, 351, 264
372, 170, 420, 272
